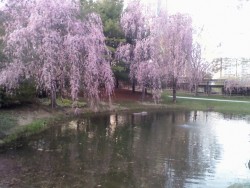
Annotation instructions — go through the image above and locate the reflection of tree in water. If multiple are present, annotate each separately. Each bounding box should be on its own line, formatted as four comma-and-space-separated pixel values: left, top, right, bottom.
0, 111, 221, 188
130, 111, 190, 188
165, 111, 221, 187
124, 111, 221, 188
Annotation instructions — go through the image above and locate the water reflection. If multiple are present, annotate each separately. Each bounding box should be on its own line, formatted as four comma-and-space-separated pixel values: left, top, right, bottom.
0, 111, 250, 188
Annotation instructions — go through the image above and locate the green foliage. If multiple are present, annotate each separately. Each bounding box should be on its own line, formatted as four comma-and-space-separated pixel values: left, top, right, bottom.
95, 0, 124, 39
2, 119, 47, 144
112, 64, 126, 72
112, 61, 130, 87
0, 113, 17, 133
15, 79, 37, 103
104, 19, 121, 38
113, 65, 129, 82
57, 98, 87, 108
106, 38, 126, 50
41, 97, 87, 108
80, 0, 126, 88
93, 0, 127, 87
0, 88, 7, 107
22, 119, 47, 135
81, 0, 125, 48
0, 79, 36, 107
80, 0, 97, 16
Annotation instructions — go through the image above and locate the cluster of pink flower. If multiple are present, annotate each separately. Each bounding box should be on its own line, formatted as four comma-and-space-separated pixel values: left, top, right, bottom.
0, 0, 206, 107
1, 0, 114, 108
116, 0, 193, 103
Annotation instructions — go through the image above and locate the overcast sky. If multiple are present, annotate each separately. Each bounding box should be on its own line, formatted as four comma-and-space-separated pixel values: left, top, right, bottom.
167, 0, 250, 60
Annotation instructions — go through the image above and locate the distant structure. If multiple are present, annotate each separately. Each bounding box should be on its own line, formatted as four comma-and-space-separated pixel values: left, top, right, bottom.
196, 58, 250, 95
213, 58, 250, 79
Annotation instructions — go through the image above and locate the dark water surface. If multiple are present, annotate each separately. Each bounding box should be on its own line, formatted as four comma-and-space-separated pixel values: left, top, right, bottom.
0, 111, 250, 188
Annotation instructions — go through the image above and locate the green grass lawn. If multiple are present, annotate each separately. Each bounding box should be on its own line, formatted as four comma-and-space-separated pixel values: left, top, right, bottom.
168, 90, 250, 101
40, 98, 87, 108
162, 90, 250, 114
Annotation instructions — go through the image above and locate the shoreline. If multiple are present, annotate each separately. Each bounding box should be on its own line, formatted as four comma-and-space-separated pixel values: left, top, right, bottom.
0, 102, 169, 150
1, 91, 250, 150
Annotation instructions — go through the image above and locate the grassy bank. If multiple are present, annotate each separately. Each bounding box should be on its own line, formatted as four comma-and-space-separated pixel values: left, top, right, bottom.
162, 91, 250, 114
1, 89, 250, 149
1, 119, 47, 145
0, 111, 77, 150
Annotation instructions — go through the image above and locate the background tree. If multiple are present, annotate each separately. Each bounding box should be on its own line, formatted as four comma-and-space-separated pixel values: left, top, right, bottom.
224, 78, 239, 96
80, 0, 97, 15
129, 37, 162, 102
116, 3, 194, 102
156, 13, 193, 103
224, 78, 249, 96
116, 0, 165, 102
80, 0, 127, 89
116, 0, 151, 93
95, 0, 124, 42
94, 0, 127, 89
187, 42, 211, 96
0, 0, 114, 109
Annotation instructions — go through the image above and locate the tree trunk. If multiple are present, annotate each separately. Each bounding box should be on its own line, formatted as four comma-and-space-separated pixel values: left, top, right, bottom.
50, 81, 57, 108
194, 84, 198, 96
132, 78, 135, 93
206, 81, 209, 95
172, 78, 177, 103
141, 86, 145, 101
115, 77, 119, 89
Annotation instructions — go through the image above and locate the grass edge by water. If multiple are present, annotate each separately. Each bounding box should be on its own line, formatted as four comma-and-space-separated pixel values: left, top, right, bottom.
1, 91, 250, 149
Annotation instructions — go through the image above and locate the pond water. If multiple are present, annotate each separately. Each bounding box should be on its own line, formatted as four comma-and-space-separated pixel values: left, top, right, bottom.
0, 110, 250, 188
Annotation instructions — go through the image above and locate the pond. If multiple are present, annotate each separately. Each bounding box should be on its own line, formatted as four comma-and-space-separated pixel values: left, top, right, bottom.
0, 110, 250, 188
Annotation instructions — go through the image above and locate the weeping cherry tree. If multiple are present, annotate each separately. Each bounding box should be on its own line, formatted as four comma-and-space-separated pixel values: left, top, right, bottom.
0, 0, 114, 109
158, 13, 193, 103
116, 0, 162, 102
117, 0, 193, 103
187, 42, 211, 96
116, 0, 150, 93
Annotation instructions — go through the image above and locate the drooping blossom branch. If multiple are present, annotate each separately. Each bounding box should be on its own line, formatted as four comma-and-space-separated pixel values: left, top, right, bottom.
0, 0, 114, 108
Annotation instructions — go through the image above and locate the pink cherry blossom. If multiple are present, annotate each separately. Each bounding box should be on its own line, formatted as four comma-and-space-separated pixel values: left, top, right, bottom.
0, 0, 114, 108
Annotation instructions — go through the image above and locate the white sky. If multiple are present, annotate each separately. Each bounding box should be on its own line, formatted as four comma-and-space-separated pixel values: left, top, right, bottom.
1, 0, 250, 60
166, 0, 250, 60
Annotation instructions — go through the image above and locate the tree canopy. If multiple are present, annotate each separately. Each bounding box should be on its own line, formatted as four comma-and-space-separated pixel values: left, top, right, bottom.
0, 0, 205, 107
116, 1, 193, 102
0, 0, 114, 108
116, 0, 155, 96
